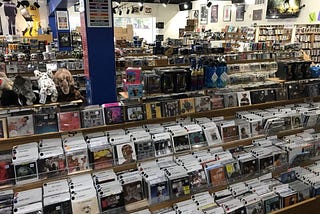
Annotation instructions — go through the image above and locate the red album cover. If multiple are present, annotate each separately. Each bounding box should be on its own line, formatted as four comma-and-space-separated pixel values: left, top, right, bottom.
58, 111, 81, 132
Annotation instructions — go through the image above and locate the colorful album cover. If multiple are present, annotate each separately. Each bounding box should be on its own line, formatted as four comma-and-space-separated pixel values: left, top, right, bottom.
145, 102, 162, 119
126, 105, 145, 121
149, 180, 169, 204
33, 113, 58, 134
188, 131, 206, 148
179, 98, 195, 115
222, 125, 239, 142
123, 180, 143, 204
246, 201, 263, 214
104, 106, 124, 124
57, 111, 81, 132
81, 108, 105, 128
99, 192, 125, 212
0, 150, 14, 185
89, 147, 113, 170
172, 135, 190, 153
116, 143, 137, 165
37, 155, 66, 179
225, 161, 241, 180
126, 67, 141, 84
224, 93, 238, 108
283, 194, 298, 208
135, 141, 155, 160
7, 114, 34, 137
208, 164, 227, 186
264, 195, 280, 213
0, 118, 8, 139
161, 100, 179, 117
189, 170, 207, 189
211, 95, 224, 109
127, 84, 143, 99
195, 96, 211, 112
237, 91, 251, 106
170, 177, 190, 197
14, 161, 38, 183
66, 150, 89, 173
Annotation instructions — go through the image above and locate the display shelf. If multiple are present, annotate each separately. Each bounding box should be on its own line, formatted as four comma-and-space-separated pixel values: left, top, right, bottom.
4, 69, 85, 77
271, 196, 319, 214
0, 96, 316, 151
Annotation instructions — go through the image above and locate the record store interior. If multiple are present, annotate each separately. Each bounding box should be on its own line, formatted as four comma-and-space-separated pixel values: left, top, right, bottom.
1, 0, 320, 213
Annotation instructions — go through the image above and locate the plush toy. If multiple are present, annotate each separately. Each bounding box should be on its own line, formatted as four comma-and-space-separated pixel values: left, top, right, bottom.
53, 68, 83, 102
0, 72, 19, 106
0, 72, 13, 96
13, 75, 37, 106
34, 70, 58, 104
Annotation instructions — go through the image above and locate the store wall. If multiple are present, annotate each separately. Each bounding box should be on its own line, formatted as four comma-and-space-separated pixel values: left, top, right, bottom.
192, 0, 320, 31
0, 0, 48, 36
68, 6, 81, 31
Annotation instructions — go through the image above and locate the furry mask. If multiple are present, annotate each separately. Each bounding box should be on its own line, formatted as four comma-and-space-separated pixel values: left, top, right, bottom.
13, 75, 36, 106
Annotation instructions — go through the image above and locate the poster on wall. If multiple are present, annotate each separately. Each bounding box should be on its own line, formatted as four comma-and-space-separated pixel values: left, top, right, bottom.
223, 5, 232, 22
1, 1, 41, 36
236, 5, 245, 21
191, 10, 199, 20
211, 5, 218, 23
253, 9, 263, 21
56, 11, 69, 30
200, 5, 208, 24
87, 0, 112, 27
318, 11, 320, 21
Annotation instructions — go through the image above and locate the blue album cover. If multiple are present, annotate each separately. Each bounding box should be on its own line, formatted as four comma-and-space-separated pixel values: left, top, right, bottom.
280, 171, 296, 184
127, 84, 143, 99
33, 113, 58, 134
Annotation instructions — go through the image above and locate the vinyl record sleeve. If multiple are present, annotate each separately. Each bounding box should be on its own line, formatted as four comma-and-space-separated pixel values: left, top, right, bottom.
7, 114, 34, 137
57, 111, 81, 132
33, 113, 58, 134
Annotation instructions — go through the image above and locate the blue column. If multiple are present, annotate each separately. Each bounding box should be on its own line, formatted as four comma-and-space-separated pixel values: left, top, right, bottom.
80, 0, 117, 104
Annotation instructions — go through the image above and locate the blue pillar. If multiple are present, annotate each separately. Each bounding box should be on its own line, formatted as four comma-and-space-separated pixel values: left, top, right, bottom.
80, 0, 117, 104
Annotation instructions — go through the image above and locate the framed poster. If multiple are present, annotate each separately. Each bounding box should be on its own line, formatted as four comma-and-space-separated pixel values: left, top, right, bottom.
191, 10, 199, 20
58, 32, 71, 48
223, 5, 232, 22
236, 5, 245, 21
86, 0, 112, 27
211, 5, 219, 23
56, 11, 69, 30
200, 4, 208, 24
253, 9, 263, 21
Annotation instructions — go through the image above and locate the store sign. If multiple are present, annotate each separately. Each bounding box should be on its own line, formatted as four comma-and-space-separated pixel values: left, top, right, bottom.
87, 0, 112, 28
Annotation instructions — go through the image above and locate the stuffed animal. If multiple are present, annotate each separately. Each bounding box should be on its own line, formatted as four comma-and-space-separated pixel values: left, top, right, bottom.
34, 70, 58, 104
0, 72, 19, 106
53, 68, 83, 102
13, 75, 37, 106
0, 72, 13, 97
